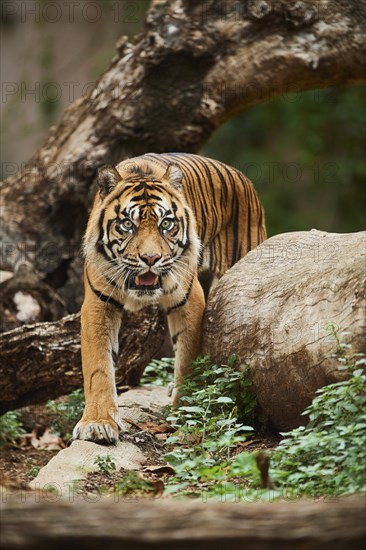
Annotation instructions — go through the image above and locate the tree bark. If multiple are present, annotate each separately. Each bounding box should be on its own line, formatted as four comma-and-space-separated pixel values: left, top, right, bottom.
1, 0, 365, 314
0, 494, 364, 550
202, 230, 366, 431
0, 309, 167, 414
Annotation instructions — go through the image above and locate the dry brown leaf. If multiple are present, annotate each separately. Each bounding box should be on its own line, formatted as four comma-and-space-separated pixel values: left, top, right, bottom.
38, 428, 66, 450
122, 417, 175, 435
25, 427, 65, 450
121, 417, 142, 430
137, 472, 165, 498
143, 464, 176, 476
30, 429, 40, 449
237, 439, 259, 448
138, 422, 175, 434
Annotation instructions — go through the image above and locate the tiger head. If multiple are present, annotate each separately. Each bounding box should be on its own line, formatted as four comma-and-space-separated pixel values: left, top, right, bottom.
84, 162, 201, 309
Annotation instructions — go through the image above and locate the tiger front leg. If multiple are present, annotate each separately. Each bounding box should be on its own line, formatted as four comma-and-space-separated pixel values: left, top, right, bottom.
73, 290, 122, 445
167, 275, 205, 406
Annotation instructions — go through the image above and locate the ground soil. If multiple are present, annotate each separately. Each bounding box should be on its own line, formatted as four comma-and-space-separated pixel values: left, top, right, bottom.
0, 434, 280, 495
79, 434, 281, 498
1, 393, 280, 497
0, 446, 59, 488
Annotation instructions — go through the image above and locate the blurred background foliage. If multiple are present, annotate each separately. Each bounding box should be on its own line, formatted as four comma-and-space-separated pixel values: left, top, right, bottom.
1, 1, 365, 237
202, 87, 366, 236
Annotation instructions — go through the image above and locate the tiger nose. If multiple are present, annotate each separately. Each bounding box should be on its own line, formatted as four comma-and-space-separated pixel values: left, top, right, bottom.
140, 253, 162, 266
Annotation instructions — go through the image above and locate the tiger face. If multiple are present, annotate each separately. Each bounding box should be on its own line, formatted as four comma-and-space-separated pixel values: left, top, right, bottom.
84, 163, 201, 312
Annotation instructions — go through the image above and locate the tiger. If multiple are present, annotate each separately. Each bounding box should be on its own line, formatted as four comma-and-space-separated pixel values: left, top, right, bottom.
72, 153, 266, 444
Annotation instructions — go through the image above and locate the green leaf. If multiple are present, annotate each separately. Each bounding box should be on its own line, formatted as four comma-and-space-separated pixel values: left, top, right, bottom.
216, 397, 234, 404
178, 406, 204, 413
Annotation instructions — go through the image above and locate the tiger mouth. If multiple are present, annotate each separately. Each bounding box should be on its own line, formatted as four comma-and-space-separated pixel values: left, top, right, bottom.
129, 272, 161, 291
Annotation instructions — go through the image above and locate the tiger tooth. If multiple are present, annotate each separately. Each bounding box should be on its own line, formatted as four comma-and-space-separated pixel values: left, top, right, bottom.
135, 276, 140, 285
153, 275, 159, 285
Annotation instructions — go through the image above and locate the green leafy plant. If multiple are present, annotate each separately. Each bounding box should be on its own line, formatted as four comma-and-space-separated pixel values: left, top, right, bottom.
162, 332, 366, 500
270, 330, 366, 497
163, 355, 258, 497
114, 470, 157, 497
46, 389, 85, 440
27, 467, 41, 479
141, 357, 175, 387
0, 410, 26, 447
171, 354, 259, 427
26, 458, 41, 480
94, 454, 117, 475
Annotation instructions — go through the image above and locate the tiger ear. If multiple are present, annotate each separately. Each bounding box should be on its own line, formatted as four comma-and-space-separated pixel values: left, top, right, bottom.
98, 166, 121, 198
162, 163, 183, 191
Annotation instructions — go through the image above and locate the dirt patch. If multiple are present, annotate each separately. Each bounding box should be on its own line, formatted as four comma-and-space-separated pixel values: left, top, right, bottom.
121, 430, 166, 461
81, 467, 170, 499
1, 385, 281, 499
0, 446, 58, 487
0, 432, 280, 490
233, 435, 281, 453
73, 434, 281, 498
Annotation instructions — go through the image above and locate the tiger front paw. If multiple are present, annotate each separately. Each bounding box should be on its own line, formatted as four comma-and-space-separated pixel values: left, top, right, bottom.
72, 417, 121, 445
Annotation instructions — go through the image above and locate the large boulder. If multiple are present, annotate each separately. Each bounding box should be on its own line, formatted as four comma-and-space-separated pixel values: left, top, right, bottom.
202, 230, 366, 431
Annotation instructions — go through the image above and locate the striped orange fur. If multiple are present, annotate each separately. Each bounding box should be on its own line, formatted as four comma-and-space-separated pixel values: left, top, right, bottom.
73, 153, 266, 443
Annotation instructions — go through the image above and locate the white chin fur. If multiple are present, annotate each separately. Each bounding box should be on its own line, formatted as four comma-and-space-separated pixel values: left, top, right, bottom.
123, 290, 163, 312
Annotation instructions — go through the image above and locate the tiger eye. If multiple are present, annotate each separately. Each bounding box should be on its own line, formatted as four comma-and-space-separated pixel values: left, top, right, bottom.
120, 219, 134, 231
161, 218, 174, 231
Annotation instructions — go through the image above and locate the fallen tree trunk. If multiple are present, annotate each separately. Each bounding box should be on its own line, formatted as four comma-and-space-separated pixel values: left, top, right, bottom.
0, 494, 364, 550
0, 309, 167, 414
203, 230, 366, 431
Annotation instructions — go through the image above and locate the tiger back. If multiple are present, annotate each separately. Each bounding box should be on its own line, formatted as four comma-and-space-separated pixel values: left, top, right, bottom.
73, 153, 266, 444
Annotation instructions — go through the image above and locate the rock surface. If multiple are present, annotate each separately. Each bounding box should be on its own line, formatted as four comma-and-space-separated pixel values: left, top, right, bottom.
203, 230, 366, 431
30, 386, 170, 494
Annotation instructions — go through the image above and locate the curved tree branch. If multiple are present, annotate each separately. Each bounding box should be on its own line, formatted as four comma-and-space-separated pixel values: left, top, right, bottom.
1, 0, 365, 312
